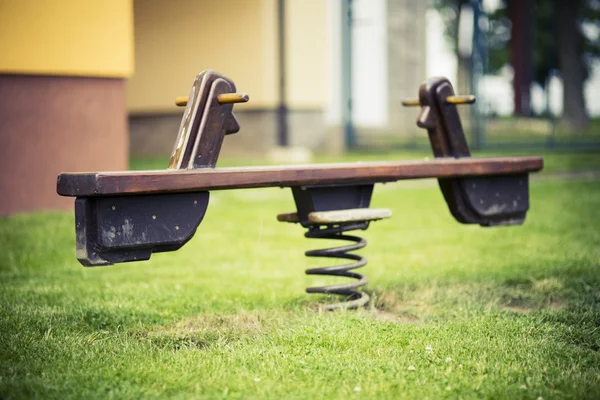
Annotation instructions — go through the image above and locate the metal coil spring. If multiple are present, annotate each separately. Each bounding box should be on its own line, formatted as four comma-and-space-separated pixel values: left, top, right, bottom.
304, 223, 370, 310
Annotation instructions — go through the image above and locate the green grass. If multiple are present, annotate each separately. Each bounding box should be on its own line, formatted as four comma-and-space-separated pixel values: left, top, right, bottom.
130, 149, 600, 174
357, 117, 600, 148
1, 153, 600, 399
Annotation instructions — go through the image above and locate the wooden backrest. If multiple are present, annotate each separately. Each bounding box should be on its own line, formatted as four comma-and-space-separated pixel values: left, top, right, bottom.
168, 70, 241, 169
414, 77, 529, 226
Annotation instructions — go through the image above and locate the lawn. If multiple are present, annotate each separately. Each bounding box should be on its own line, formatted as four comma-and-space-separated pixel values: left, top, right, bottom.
1, 151, 599, 399
130, 148, 600, 173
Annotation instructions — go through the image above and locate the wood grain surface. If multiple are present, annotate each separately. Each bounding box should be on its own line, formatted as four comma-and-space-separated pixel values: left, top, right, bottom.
57, 156, 543, 197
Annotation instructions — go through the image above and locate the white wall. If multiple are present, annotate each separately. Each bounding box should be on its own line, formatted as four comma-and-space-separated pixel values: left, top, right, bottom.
326, 0, 389, 127
351, 0, 388, 126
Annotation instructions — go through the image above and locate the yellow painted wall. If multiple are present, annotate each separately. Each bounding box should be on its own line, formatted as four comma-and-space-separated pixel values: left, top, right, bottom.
126, 0, 327, 113
0, 0, 134, 78
285, 0, 327, 109
127, 0, 278, 112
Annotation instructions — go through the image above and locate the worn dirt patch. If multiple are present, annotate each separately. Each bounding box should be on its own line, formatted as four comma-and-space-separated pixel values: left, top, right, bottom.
546, 297, 566, 311
532, 278, 564, 294
144, 311, 264, 350
501, 297, 566, 313
172, 312, 263, 334
367, 290, 427, 323
502, 305, 535, 314
368, 310, 421, 324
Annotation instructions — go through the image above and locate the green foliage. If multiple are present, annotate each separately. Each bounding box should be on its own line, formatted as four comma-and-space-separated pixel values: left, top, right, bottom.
485, 1, 558, 83
582, 0, 600, 64
1, 152, 600, 398
432, 0, 600, 84
430, 0, 467, 51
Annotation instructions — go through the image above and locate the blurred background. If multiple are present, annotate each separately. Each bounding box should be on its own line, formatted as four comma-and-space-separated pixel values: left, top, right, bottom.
0, 0, 599, 214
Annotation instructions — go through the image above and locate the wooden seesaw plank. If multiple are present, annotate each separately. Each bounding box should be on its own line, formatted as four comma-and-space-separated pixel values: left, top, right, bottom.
57, 156, 543, 197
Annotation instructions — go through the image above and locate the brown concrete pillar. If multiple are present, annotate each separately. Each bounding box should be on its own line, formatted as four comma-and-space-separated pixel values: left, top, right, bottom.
0, 75, 128, 214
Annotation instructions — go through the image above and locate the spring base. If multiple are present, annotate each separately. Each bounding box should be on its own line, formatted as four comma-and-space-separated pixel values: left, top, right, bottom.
278, 208, 392, 310
304, 224, 370, 310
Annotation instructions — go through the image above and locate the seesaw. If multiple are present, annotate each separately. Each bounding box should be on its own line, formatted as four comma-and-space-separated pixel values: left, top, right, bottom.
57, 70, 543, 310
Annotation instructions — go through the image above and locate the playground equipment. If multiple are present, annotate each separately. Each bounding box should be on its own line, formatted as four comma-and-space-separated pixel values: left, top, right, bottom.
57, 70, 543, 309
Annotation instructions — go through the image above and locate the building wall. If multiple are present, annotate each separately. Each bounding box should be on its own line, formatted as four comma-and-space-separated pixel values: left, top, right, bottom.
0, 0, 133, 77
386, 0, 428, 134
324, 0, 427, 144
284, 0, 328, 109
127, 0, 427, 155
0, 76, 128, 213
127, 0, 277, 112
127, 0, 328, 112
126, 0, 328, 156
129, 109, 327, 158
0, 0, 133, 214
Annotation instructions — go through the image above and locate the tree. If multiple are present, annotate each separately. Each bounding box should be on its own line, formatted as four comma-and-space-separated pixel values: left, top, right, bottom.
554, 0, 595, 129
433, 0, 600, 129
431, 0, 470, 94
